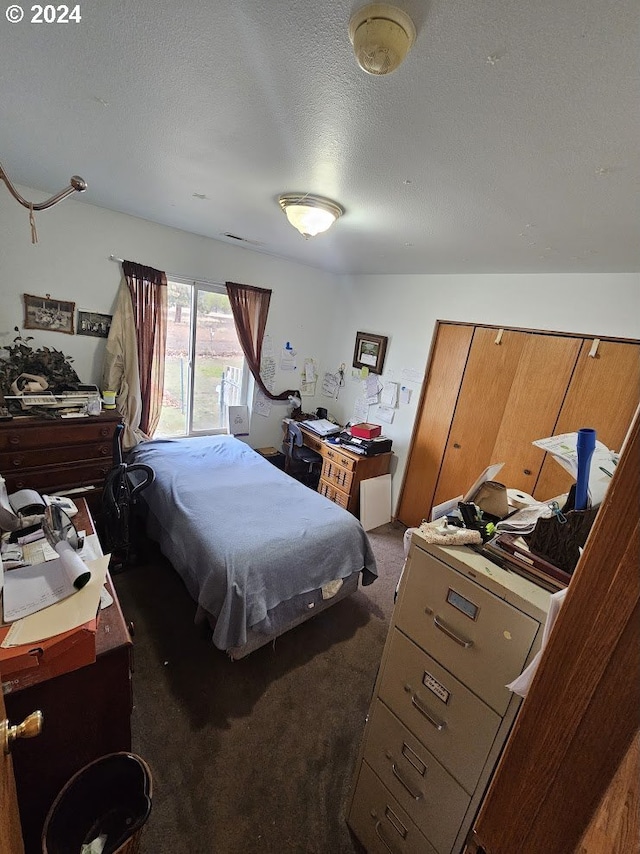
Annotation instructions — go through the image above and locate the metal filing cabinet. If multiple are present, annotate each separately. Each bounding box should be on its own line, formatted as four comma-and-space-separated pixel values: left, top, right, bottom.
347, 530, 551, 854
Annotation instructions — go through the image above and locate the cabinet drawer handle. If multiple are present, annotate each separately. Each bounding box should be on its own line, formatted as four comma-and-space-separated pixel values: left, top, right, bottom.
410, 695, 446, 731
9, 436, 20, 445
453, 442, 461, 449
100, 427, 109, 437
391, 763, 422, 801
434, 614, 473, 648
375, 821, 402, 854
12, 458, 22, 467
99, 446, 110, 456
523, 468, 532, 476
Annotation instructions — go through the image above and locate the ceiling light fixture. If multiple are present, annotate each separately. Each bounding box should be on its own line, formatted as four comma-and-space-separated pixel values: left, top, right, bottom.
348, 3, 416, 76
277, 193, 344, 238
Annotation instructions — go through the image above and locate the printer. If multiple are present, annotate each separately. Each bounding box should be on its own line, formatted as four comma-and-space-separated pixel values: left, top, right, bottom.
337, 431, 393, 456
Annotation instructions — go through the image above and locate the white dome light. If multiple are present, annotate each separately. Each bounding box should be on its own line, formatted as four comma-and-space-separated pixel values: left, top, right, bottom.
278, 193, 345, 238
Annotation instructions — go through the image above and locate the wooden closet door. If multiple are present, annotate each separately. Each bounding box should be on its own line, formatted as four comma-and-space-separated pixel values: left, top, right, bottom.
396, 323, 473, 528
534, 339, 640, 501
491, 333, 581, 495
432, 327, 527, 508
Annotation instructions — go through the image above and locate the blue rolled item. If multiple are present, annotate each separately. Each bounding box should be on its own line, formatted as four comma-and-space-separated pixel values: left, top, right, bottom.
575, 428, 596, 511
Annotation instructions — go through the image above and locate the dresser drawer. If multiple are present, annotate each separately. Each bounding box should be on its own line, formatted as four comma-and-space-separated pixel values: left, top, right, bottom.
320, 458, 354, 493
379, 630, 501, 793
322, 445, 357, 471
318, 479, 349, 509
0, 442, 112, 472
349, 760, 438, 854
364, 699, 470, 853
0, 418, 118, 451
4, 460, 113, 493
398, 545, 539, 715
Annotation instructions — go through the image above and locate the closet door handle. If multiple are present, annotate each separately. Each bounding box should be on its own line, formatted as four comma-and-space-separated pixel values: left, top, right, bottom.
391, 763, 422, 800
434, 615, 473, 648
410, 694, 446, 731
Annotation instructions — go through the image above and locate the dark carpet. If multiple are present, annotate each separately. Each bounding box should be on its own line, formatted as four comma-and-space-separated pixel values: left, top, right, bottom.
113, 522, 406, 854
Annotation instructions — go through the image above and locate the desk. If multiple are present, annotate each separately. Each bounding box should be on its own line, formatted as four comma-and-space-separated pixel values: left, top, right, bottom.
1, 499, 133, 854
299, 425, 392, 518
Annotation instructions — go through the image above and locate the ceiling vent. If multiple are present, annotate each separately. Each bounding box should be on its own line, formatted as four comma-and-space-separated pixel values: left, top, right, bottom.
348, 3, 416, 75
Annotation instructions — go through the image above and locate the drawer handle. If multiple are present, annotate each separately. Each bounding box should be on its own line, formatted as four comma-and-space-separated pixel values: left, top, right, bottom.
12, 458, 22, 467
391, 763, 422, 801
434, 615, 473, 648
375, 821, 401, 854
100, 427, 109, 436
9, 436, 20, 445
410, 695, 446, 731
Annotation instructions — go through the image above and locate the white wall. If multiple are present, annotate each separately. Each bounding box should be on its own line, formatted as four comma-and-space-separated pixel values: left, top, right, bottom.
0, 186, 338, 448
2, 187, 638, 515
328, 273, 640, 512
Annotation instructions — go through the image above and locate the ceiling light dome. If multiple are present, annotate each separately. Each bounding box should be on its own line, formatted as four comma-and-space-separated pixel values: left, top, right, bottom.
278, 193, 344, 238
349, 3, 416, 75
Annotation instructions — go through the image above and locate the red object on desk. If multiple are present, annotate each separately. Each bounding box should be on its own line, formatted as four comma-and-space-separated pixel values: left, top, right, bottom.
350, 422, 382, 439
0, 619, 97, 694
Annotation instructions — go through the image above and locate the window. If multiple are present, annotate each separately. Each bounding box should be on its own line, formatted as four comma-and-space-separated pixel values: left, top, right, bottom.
155, 279, 248, 438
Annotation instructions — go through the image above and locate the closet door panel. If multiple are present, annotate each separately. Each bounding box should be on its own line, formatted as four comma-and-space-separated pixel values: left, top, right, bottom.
433, 328, 527, 508
396, 323, 473, 527
534, 340, 640, 500
492, 334, 581, 494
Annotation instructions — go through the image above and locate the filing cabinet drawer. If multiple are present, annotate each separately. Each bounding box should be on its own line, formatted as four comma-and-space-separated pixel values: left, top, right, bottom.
318, 479, 349, 509
379, 630, 501, 793
320, 458, 354, 493
398, 545, 538, 715
348, 760, 438, 854
364, 699, 470, 853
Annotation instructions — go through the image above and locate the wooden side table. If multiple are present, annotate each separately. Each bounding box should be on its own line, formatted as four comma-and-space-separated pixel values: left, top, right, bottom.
2, 500, 133, 854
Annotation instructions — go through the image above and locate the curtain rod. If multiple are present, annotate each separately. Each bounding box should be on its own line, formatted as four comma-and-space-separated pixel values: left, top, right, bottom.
109, 255, 225, 287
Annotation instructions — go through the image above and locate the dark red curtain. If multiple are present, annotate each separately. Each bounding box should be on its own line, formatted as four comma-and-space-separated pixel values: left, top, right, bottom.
226, 281, 298, 401
122, 260, 167, 436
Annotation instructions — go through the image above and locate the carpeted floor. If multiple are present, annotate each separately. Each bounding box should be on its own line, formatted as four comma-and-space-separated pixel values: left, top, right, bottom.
113, 521, 406, 854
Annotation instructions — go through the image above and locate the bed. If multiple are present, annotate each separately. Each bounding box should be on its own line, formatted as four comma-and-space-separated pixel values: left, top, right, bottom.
126, 434, 377, 659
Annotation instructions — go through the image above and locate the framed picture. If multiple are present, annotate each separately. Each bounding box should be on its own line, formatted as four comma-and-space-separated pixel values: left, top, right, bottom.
23, 293, 75, 335
77, 310, 113, 338
353, 331, 388, 375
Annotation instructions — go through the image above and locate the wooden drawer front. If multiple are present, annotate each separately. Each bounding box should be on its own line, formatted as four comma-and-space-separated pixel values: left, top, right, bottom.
398, 546, 539, 715
0, 419, 117, 451
320, 458, 354, 493
364, 699, 470, 853
379, 630, 500, 793
302, 432, 324, 453
4, 460, 112, 493
0, 443, 112, 472
322, 445, 357, 471
318, 479, 349, 509
349, 761, 438, 854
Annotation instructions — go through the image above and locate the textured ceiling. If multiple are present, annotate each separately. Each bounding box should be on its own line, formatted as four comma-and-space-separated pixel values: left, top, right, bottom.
1, 0, 638, 275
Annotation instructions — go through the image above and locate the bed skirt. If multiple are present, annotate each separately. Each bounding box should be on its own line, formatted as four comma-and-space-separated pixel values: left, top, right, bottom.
197, 571, 361, 660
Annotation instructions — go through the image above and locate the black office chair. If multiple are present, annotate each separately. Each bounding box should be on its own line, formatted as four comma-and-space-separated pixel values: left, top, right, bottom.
282, 421, 322, 487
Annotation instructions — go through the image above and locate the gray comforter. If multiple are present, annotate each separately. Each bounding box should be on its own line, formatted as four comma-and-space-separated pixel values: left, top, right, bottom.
127, 435, 377, 650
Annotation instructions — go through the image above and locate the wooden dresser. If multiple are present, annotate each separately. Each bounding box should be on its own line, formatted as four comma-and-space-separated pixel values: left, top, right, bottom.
347, 530, 550, 854
0, 412, 121, 495
299, 425, 392, 517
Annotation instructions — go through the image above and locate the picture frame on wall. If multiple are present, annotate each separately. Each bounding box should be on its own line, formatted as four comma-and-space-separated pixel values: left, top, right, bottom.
77, 310, 113, 338
353, 331, 388, 375
23, 293, 75, 335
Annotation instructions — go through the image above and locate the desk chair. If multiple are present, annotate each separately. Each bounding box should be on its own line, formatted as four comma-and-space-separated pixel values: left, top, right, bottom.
282, 421, 322, 487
